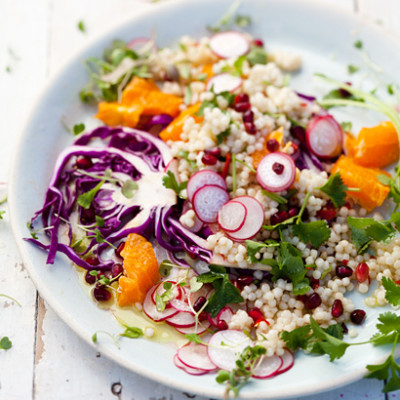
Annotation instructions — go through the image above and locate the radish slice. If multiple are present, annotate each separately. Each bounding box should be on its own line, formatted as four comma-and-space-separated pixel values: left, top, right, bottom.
256, 152, 296, 192
276, 349, 294, 375
192, 185, 229, 224
170, 298, 193, 313
306, 115, 343, 159
143, 286, 179, 322
174, 354, 208, 376
166, 311, 196, 328
218, 200, 247, 232
127, 37, 156, 54
178, 343, 217, 371
217, 307, 234, 326
187, 170, 227, 202
226, 196, 264, 241
209, 31, 250, 59
175, 320, 211, 335
206, 73, 242, 94
164, 158, 179, 177
207, 313, 219, 329
252, 355, 283, 379
207, 330, 253, 371
151, 281, 181, 306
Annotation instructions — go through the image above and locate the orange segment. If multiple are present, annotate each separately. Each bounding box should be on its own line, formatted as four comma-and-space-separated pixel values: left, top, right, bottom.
159, 103, 202, 142
252, 128, 284, 168
331, 155, 390, 211
117, 233, 160, 306
201, 63, 214, 80
96, 102, 143, 127
345, 121, 399, 168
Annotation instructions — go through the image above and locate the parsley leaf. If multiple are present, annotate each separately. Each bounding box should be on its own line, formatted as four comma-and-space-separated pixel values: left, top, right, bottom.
162, 171, 187, 199
0, 336, 12, 350
381, 277, 400, 306
366, 353, 400, 392
197, 265, 243, 317
293, 220, 331, 248
317, 173, 348, 208
245, 239, 279, 263
73, 123, 85, 136
77, 180, 104, 209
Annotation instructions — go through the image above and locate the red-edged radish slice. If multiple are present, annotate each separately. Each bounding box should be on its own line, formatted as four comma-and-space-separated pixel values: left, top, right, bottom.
173, 354, 208, 375
252, 355, 283, 379
206, 73, 242, 94
166, 311, 196, 328
209, 31, 250, 59
151, 281, 181, 306
217, 307, 234, 326
207, 330, 253, 371
164, 158, 179, 176
143, 286, 179, 322
275, 349, 294, 375
306, 115, 343, 159
187, 170, 227, 202
207, 313, 219, 329
178, 343, 217, 372
189, 285, 212, 307
256, 152, 296, 192
192, 185, 229, 224
218, 200, 247, 232
175, 320, 211, 335
127, 37, 156, 54
226, 196, 264, 241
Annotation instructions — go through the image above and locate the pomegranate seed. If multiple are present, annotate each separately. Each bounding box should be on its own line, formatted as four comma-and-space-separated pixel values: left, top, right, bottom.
242, 110, 254, 123
202, 153, 218, 166
350, 309, 366, 325
331, 299, 344, 318
270, 210, 289, 225
253, 38, 264, 47
205, 147, 221, 158
343, 201, 352, 209
86, 257, 99, 266
254, 317, 269, 327
248, 308, 264, 322
341, 322, 349, 334
310, 278, 320, 289
244, 122, 256, 135
198, 311, 208, 321
75, 156, 93, 170
304, 293, 322, 310
396, 280, 400, 285
356, 262, 369, 283
85, 270, 97, 285
236, 275, 254, 289
115, 242, 125, 259
317, 204, 337, 221
111, 263, 124, 278
288, 207, 298, 218
336, 265, 353, 279
234, 93, 249, 105
342, 259, 349, 265
266, 138, 279, 152
290, 125, 305, 141
272, 162, 284, 175
80, 208, 95, 224
290, 142, 300, 160
193, 296, 207, 312
93, 285, 111, 302
234, 102, 251, 112
217, 320, 228, 330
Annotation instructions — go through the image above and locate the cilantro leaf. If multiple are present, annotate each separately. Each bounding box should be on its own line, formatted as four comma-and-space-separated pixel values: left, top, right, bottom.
77, 180, 104, 209
0, 336, 12, 350
317, 173, 348, 208
217, 128, 231, 145
73, 123, 85, 136
381, 277, 400, 306
366, 355, 400, 392
281, 325, 312, 351
162, 171, 187, 199
293, 220, 331, 248
245, 239, 279, 263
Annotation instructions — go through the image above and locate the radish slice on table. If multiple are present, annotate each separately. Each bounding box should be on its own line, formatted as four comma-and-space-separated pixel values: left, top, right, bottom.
306, 115, 343, 159
208, 330, 253, 371
206, 73, 242, 94
192, 185, 229, 223
218, 200, 247, 232
166, 311, 196, 328
151, 281, 181, 305
276, 349, 294, 375
256, 152, 296, 192
209, 31, 250, 59
226, 196, 264, 241
187, 170, 227, 202
252, 355, 283, 379
143, 286, 179, 322
178, 343, 217, 372
173, 354, 208, 376
175, 320, 211, 335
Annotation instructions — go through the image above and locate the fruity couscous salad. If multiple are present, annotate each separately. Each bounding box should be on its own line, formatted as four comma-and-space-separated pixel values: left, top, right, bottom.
26, 11, 400, 398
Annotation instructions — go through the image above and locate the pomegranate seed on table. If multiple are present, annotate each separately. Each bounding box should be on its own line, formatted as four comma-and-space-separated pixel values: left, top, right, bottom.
356, 262, 369, 283
331, 299, 344, 318
336, 265, 353, 279
304, 293, 322, 310
350, 309, 366, 325
235, 102, 251, 112
242, 110, 254, 123
244, 122, 256, 134
202, 153, 218, 165
233, 93, 249, 105
85, 270, 97, 285
115, 241, 125, 258
111, 263, 124, 278
93, 285, 111, 302
266, 138, 279, 152
253, 38, 264, 47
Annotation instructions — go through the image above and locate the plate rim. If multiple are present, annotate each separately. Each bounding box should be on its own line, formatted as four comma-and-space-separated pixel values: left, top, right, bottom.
8, 0, 400, 398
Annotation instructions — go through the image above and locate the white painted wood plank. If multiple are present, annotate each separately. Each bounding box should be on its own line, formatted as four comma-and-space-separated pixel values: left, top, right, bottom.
0, 0, 50, 399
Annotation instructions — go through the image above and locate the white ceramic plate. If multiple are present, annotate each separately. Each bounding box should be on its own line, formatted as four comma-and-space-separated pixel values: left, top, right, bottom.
9, 0, 400, 398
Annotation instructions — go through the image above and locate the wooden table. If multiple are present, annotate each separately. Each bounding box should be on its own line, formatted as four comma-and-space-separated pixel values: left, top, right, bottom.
1, 0, 399, 399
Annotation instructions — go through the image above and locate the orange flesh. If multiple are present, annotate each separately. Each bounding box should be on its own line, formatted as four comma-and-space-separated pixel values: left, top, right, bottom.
252, 128, 284, 168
